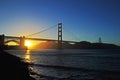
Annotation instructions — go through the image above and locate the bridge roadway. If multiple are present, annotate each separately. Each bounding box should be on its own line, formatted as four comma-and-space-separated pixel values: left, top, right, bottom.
5, 36, 78, 43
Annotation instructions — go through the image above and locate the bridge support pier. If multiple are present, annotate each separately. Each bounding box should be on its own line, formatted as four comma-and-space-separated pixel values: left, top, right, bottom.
20, 36, 27, 50
58, 23, 62, 49
0, 34, 5, 50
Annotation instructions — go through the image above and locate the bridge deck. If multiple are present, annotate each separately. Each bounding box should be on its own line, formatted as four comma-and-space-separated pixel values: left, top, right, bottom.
5, 36, 78, 43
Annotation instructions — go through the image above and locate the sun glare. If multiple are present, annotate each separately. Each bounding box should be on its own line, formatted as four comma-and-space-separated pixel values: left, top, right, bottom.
25, 40, 32, 47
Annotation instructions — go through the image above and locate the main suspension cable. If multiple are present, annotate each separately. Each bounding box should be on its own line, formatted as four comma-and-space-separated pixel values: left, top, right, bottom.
26, 24, 57, 37
63, 26, 80, 42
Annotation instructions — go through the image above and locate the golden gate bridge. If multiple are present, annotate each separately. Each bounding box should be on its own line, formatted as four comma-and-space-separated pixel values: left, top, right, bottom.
0, 23, 79, 49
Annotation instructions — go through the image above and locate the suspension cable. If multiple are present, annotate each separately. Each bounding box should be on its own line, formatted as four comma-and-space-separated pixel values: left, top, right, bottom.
63, 26, 80, 42
26, 24, 57, 37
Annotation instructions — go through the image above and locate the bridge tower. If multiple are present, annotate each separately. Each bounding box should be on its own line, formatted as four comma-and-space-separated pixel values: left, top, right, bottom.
0, 34, 5, 50
98, 37, 102, 43
20, 36, 26, 49
58, 23, 62, 49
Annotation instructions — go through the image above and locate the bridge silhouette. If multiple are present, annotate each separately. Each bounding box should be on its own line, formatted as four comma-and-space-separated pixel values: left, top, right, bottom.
0, 23, 78, 50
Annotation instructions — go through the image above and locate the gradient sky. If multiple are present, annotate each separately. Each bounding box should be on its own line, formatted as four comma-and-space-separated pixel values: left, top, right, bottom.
0, 0, 120, 45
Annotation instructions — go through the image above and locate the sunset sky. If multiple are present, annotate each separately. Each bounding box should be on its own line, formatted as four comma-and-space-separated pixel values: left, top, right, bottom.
0, 0, 120, 45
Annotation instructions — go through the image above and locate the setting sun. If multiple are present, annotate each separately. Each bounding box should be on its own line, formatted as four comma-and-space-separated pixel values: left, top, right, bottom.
25, 40, 32, 47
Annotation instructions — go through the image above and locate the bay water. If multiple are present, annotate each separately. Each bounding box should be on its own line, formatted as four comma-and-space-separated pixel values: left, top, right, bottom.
6, 49, 120, 80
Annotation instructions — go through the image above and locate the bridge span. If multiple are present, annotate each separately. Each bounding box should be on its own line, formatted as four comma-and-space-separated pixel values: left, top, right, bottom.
5, 36, 77, 43
0, 23, 78, 50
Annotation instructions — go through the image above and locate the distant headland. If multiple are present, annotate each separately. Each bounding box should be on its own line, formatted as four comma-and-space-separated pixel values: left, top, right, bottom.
63, 41, 120, 49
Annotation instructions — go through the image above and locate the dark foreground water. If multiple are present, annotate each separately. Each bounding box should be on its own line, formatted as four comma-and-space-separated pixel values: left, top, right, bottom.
6, 49, 120, 80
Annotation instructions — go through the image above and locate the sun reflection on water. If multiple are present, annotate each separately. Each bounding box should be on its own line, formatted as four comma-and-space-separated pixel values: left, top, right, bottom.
24, 50, 32, 63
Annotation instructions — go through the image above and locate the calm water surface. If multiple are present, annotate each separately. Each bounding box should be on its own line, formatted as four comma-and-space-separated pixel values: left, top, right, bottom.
6, 49, 120, 80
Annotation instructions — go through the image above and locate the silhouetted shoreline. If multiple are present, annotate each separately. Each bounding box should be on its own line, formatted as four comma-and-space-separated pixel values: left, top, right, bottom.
0, 50, 36, 80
